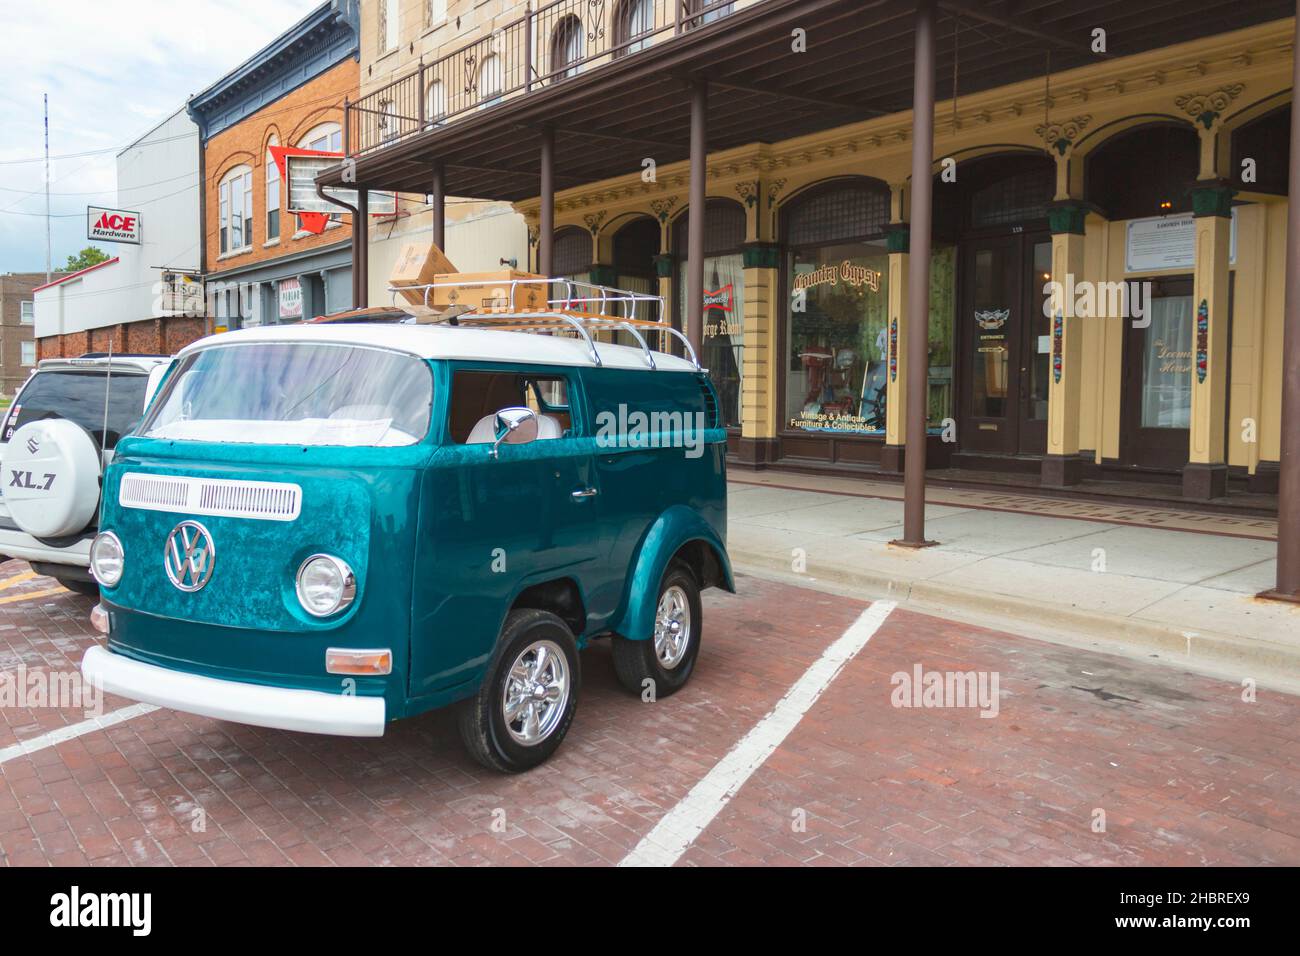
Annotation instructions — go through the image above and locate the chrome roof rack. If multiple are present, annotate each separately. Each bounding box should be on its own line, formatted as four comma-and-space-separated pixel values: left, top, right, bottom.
386, 276, 702, 371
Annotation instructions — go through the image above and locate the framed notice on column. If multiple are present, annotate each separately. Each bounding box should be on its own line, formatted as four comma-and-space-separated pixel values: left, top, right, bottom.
1125, 210, 1237, 273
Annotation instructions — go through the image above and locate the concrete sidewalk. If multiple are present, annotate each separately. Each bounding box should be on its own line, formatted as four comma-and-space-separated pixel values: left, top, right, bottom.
726, 475, 1300, 693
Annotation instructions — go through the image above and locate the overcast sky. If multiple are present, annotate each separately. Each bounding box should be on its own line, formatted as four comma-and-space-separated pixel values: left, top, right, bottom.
0, 0, 318, 274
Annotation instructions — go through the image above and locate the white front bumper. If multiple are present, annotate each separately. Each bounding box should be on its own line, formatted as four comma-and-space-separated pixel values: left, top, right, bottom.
81, 645, 387, 737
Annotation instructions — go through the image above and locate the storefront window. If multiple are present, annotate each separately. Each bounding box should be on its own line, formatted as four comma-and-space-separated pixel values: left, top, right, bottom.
677, 255, 744, 427
785, 242, 889, 434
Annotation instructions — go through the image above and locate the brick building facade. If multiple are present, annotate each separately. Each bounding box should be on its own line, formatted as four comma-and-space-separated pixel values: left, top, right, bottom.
189, 1, 360, 327
0, 272, 53, 395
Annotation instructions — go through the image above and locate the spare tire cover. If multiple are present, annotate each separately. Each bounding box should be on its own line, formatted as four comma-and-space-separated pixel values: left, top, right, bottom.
4, 420, 102, 538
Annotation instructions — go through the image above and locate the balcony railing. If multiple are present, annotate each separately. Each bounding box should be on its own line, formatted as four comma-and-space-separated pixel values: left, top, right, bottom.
345, 0, 740, 157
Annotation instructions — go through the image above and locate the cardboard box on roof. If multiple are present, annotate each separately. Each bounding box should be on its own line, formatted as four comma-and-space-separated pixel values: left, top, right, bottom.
389, 242, 458, 306
427, 270, 550, 313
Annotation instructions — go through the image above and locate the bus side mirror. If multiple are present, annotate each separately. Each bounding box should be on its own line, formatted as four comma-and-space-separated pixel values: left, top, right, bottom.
490, 407, 538, 459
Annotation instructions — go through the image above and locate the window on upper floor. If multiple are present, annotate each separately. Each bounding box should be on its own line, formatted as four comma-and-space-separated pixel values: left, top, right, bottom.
550, 14, 583, 81
426, 79, 446, 127
425, 0, 446, 30
219, 165, 253, 254
380, 0, 399, 52
614, 0, 655, 57
20, 301, 34, 324
266, 135, 281, 243
21, 341, 35, 366
479, 54, 502, 109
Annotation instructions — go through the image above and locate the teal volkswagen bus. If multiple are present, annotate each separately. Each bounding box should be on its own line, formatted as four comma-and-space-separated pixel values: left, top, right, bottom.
81, 306, 732, 772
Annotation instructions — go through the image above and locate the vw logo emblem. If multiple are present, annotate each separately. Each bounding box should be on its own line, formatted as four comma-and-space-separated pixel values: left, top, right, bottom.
163, 521, 215, 592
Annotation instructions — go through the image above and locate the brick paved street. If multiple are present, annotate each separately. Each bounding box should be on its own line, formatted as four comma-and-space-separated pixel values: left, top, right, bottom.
1, 559, 1297, 867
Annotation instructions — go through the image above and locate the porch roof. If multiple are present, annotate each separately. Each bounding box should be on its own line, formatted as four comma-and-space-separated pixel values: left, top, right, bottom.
317, 0, 1293, 202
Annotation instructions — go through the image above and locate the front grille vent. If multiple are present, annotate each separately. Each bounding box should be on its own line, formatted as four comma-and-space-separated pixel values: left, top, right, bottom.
119, 473, 302, 521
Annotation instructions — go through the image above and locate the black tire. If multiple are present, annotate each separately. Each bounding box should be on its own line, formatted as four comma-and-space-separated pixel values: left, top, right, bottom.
56, 577, 98, 597
611, 561, 702, 699
459, 608, 580, 773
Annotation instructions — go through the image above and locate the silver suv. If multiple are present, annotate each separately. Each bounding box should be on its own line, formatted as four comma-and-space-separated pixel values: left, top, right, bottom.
0, 354, 170, 594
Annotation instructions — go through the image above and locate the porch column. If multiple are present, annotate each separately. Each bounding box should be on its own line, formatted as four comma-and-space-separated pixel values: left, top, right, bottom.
1183, 182, 1233, 499
539, 127, 555, 278
430, 162, 445, 250
1042, 202, 1088, 486
355, 189, 369, 309
687, 78, 708, 357
882, 182, 909, 474
740, 240, 781, 464
895, 0, 936, 548
1266, 0, 1300, 601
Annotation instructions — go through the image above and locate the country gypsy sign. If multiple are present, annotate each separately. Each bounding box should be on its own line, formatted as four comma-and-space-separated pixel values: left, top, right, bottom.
793, 261, 883, 293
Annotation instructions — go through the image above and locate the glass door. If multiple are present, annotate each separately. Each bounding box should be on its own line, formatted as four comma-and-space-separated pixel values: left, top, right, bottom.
1122, 276, 1193, 469
960, 235, 1023, 454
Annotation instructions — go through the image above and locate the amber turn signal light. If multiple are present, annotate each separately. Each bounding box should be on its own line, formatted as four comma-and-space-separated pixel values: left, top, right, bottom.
325, 648, 392, 675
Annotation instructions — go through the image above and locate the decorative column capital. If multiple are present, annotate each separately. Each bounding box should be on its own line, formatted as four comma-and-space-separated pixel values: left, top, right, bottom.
650, 196, 678, 223
1035, 115, 1092, 156
1191, 181, 1235, 218
1176, 84, 1245, 130
740, 241, 781, 269
1048, 201, 1088, 235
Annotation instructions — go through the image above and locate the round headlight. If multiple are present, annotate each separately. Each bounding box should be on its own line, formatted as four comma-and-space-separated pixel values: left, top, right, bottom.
89, 531, 124, 587
295, 554, 356, 617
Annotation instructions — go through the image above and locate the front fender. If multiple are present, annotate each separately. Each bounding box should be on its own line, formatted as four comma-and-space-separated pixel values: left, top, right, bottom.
612, 505, 734, 641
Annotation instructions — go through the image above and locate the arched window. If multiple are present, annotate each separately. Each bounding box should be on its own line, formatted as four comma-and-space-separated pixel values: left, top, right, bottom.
265, 135, 280, 243
1231, 105, 1290, 196
299, 122, 342, 154
783, 180, 890, 246
219, 165, 253, 254
478, 54, 502, 108
614, 0, 655, 58
1085, 123, 1200, 220
426, 79, 446, 127
550, 14, 583, 80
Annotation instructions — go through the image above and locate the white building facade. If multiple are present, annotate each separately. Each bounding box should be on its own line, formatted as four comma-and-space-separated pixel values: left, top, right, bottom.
35, 105, 205, 358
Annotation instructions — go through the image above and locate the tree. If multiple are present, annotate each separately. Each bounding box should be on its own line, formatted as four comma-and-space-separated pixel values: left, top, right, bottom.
64, 246, 109, 272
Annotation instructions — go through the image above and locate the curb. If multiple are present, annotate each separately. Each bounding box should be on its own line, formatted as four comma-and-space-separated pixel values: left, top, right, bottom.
729, 545, 1300, 695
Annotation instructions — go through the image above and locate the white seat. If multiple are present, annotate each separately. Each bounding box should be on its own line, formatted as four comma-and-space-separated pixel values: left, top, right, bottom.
466, 411, 563, 444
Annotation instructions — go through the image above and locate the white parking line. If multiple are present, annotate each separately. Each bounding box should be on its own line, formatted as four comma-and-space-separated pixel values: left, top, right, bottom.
0, 703, 159, 766
619, 600, 897, 867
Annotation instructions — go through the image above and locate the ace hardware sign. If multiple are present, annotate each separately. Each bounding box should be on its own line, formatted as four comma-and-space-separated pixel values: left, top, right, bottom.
87, 205, 141, 244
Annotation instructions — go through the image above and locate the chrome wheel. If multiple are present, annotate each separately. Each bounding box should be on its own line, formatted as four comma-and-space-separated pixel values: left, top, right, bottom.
653, 584, 692, 670
502, 639, 569, 746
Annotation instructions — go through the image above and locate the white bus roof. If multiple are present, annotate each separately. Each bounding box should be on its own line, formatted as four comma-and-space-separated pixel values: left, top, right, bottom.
180, 322, 703, 373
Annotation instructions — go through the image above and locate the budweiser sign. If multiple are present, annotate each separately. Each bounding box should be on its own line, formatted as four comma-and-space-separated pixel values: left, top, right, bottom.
87, 206, 141, 244
703, 284, 733, 313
